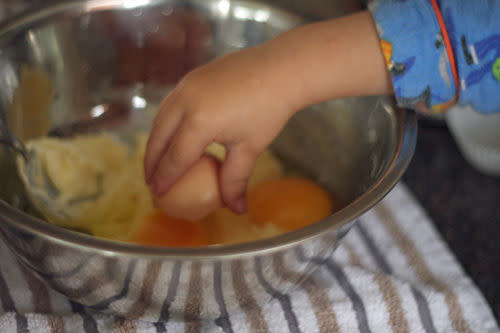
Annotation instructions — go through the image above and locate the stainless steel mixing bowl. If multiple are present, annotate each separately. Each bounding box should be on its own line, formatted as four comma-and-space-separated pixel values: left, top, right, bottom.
0, 0, 416, 321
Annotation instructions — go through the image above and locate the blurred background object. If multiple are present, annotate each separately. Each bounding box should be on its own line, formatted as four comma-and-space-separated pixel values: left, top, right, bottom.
447, 105, 500, 177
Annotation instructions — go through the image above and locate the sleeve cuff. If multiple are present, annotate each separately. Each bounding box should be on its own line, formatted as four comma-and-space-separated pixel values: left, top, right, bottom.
368, 0, 458, 114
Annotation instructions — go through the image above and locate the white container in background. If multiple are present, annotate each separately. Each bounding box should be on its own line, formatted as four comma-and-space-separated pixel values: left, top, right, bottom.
446, 105, 500, 177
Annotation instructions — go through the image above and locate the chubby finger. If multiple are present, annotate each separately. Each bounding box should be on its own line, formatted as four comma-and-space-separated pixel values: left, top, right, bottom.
220, 144, 260, 214
144, 92, 183, 183
150, 116, 213, 195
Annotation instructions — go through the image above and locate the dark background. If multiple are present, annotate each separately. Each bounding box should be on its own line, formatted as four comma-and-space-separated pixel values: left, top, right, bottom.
403, 117, 499, 320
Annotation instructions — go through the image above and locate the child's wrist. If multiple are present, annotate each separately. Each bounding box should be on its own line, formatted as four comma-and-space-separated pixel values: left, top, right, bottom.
261, 12, 393, 111
242, 48, 296, 118
257, 38, 313, 116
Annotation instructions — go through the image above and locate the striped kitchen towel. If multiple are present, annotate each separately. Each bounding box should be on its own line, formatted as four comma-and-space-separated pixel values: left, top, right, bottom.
0, 183, 498, 332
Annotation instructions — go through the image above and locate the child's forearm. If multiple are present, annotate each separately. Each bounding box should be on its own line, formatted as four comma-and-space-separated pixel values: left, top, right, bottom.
261, 11, 393, 110
145, 11, 394, 212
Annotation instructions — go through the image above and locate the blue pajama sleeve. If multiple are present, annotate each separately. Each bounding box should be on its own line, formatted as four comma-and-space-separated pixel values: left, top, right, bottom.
369, 0, 500, 114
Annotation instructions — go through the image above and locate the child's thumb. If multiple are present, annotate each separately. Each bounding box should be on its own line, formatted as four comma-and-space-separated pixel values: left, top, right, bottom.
219, 144, 260, 214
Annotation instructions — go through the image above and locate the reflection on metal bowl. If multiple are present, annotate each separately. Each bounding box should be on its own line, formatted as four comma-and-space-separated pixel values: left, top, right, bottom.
0, 0, 416, 320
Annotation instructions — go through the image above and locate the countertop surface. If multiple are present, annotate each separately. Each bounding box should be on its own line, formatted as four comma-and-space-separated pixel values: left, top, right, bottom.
402, 117, 500, 321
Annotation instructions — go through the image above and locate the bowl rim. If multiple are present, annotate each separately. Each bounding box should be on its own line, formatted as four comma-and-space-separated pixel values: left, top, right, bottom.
0, 0, 418, 260
0, 0, 305, 38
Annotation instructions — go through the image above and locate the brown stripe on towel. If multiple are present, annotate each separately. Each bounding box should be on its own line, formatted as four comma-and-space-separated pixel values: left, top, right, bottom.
3, 240, 97, 283
184, 262, 202, 333
372, 273, 410, 333
342, 241, 364, 268
0, 269, 28, 332
122, 261, 162, 320
296, 243, 369, 332
47, 315, 65, 333
375, 203, 473, 333
345, 231, 411, 333
230, 260, 269, 333
273, 253, 339, 333
0, 232, 48, 264
317, 235, 362, 268
18, 264, 65, 333
114, 317, 137, 333
4, 238, 82, 269
18, 264, 52, 313
46, 259, 120, 300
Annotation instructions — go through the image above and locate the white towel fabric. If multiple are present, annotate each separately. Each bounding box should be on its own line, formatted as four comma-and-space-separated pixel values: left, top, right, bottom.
0, 183, 498, 333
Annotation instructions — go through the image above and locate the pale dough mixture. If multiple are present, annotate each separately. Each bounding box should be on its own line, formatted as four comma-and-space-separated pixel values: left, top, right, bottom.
23, 133, 285, 243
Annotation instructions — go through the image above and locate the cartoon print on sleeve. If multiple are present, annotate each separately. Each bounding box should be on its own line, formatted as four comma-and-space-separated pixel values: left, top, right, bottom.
460, 34, 500, 88
493, 57, 500, 82
371, 0, 459, 114
442, 5, 500, 113
379, 34, 456, 114
380, 40, 416, 78
371, 0, 500, 114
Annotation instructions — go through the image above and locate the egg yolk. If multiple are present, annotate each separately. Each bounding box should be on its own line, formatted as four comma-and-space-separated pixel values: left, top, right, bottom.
132, 209, 209, 247
247, 177, 338, 231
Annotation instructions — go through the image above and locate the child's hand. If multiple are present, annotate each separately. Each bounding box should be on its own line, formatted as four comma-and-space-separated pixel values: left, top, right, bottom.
144, 11, 391, 214
144, 44, 302, 213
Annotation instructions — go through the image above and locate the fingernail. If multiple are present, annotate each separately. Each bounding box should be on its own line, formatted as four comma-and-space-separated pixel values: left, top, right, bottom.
150, 182, 157, 195
234, 197, 247, 214
144, 165, 151, 182
152, 182, 164, 196
153, 181, 171, 196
